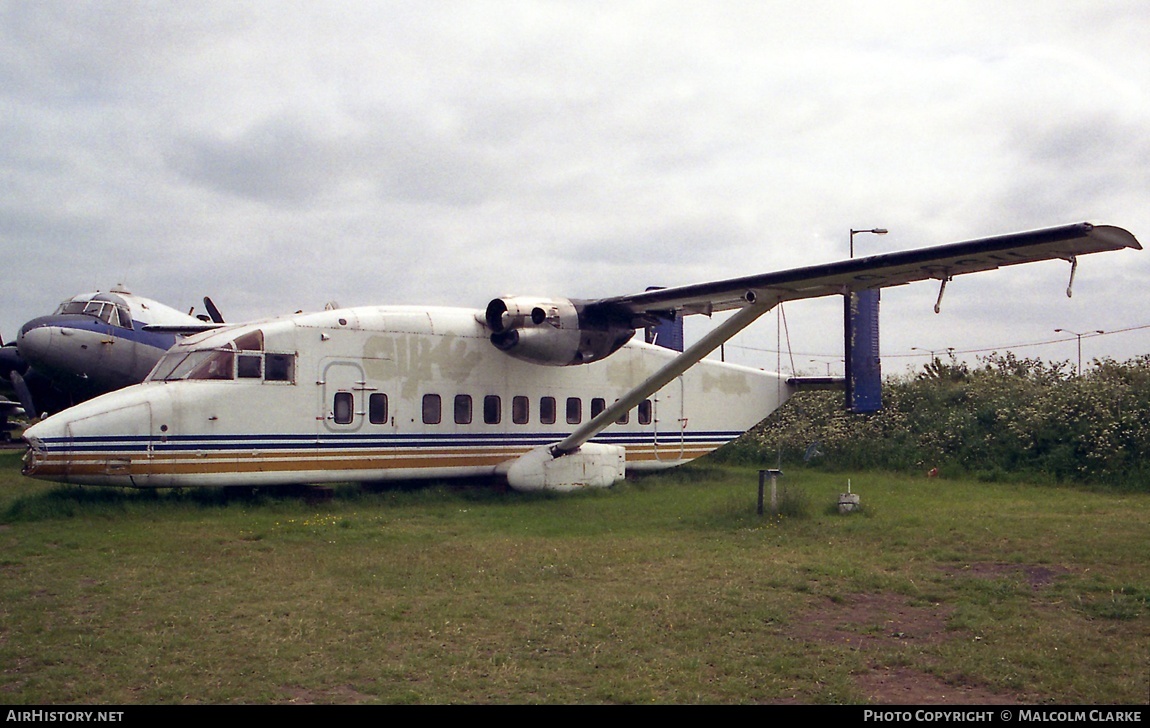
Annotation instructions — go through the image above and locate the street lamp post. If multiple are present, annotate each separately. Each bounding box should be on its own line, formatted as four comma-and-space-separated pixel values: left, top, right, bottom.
911, 346, 955, 361
809, 359, 832, 376
1054, 328, 1104, 375
845, 227, 888, 412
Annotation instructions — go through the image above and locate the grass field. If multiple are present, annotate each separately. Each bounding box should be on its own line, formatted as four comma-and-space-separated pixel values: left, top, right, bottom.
0, 448, 1146, 704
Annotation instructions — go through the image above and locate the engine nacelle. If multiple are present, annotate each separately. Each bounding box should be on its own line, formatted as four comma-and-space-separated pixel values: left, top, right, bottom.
484, 296, 635, 366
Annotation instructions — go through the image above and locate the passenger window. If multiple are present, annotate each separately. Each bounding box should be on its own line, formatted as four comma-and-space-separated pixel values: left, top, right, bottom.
638, 399, 653, 425
454, 395, 472, 425
615, 399, 628, 425
484, 395, 501, 425
540, 396, 556, 425
265, 353, 295, 382
422, 394, 442, 425
512, 396, 529, 425
369, 393, 389, 424
333, 392, 354, 424
591, 398, 606, 419
566, 397, 581, 425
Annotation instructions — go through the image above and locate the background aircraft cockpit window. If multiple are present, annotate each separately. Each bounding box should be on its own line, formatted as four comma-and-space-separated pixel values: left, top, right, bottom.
56, 299, 134, 329
56, 300, 88, 316
113, 305, 133, 329
83, 301, 112, 324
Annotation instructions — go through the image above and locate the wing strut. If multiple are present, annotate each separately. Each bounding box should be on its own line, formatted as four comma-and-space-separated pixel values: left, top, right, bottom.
552, 295, 776, 457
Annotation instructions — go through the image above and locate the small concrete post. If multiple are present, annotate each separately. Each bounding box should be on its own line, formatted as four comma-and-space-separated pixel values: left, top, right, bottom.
758, 469, 783, 516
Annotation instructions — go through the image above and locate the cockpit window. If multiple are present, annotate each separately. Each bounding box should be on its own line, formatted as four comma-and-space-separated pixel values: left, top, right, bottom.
233, 330, 264, 351
152, 348, 235, 381
113, 305, 133, 329
55, 299, 133, 329
147, 328, 295, 384
264, 353, 295, 382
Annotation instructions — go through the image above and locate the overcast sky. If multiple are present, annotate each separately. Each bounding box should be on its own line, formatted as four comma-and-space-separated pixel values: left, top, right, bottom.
2, 0, 1147, 376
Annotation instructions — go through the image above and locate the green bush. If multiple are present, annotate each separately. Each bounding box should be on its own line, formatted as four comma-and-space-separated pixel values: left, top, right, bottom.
732, 353, 1150, 490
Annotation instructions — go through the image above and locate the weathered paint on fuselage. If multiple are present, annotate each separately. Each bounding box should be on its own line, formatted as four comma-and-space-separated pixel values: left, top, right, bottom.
23, 306, 794, 488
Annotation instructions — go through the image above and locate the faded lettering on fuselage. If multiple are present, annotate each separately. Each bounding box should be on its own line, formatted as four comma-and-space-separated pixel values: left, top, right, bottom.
700, 369, 754, 396
363, 332, 484, 397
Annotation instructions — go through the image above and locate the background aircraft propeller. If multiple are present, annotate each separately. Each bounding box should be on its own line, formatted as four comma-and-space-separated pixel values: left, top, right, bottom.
203, 297, 224, 324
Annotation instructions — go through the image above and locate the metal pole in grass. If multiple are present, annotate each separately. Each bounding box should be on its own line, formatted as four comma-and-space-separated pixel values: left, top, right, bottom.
758, 469, 783, 515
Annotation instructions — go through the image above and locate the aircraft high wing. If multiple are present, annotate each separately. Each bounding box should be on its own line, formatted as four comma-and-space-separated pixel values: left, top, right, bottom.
584, 222, 1139, 325
531, 223, 1140, 457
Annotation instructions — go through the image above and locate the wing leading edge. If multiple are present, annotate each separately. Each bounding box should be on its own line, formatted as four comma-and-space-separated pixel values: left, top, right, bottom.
587, 223, 1140, 325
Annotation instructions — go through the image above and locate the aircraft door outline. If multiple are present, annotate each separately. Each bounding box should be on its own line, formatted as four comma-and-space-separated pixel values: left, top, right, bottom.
653, 376, 686, 461
319, 360, 371, 433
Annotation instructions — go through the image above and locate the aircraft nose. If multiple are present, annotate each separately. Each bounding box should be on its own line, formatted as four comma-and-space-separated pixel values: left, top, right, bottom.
21, 429, 47, 478
16, 316, 62, 363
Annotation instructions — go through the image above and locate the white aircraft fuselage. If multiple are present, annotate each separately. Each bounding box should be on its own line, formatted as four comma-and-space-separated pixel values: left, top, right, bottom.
22, 305, 790, 489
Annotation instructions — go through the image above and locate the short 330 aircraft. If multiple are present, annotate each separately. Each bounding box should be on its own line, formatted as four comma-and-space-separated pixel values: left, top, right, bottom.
21, 223, 1141, 491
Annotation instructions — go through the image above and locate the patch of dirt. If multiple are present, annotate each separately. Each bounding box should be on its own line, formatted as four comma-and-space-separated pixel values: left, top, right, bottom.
789, 592, 952, 649
280, 684, 378, 704
789, 591, 1024, 704
939, 562, 1070, 590
855, 667, 1019, 705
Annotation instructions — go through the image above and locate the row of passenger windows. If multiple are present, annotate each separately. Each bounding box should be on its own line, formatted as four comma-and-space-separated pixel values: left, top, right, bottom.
332, 392, 654, 427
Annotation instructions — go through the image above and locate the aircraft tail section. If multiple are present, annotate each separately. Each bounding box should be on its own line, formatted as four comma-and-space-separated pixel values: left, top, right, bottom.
645, 315, 684, 352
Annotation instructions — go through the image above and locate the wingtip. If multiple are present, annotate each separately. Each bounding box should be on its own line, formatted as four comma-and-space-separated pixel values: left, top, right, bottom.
1088, 224, 1142, 251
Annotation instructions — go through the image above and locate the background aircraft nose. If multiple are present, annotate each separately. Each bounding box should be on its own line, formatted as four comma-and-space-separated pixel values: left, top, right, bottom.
15, 317, 61, 366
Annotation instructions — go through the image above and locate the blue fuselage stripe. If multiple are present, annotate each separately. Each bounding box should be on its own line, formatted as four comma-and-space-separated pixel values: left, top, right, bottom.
35, 430, 744, 454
